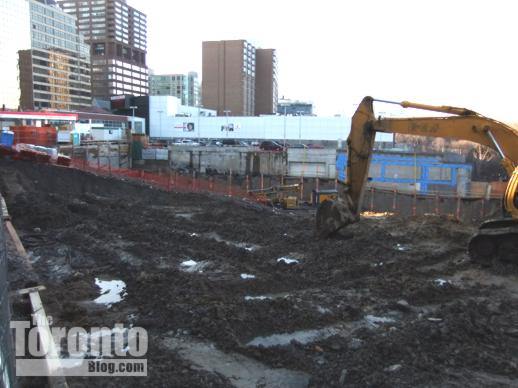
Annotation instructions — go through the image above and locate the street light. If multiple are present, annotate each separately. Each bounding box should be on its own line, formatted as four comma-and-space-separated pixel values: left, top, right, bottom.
296, 110, 304, 144
223, 110, 231, 137
282, 105, 287, 148
129, 105, 137, 169
129, 106, 138, 134
157, 110, 163, 139
197, 104, 203, 142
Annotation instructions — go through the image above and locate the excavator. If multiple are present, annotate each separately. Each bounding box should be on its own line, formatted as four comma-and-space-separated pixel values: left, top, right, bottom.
316, 96, 518, 263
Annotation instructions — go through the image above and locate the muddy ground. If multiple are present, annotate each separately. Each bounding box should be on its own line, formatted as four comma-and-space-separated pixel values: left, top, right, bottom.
2, 159, 518, 388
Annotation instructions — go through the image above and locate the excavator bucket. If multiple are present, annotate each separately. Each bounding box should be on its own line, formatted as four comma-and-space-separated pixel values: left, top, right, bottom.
316, 198, 359, 238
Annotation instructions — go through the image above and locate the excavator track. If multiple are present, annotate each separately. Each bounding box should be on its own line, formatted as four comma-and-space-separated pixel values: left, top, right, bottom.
468, 218, 518, 264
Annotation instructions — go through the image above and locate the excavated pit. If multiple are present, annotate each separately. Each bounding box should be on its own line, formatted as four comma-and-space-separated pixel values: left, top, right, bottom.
3, 159, 518, 387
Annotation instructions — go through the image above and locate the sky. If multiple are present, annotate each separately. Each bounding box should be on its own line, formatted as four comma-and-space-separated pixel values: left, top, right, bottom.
129, 0, 518, 121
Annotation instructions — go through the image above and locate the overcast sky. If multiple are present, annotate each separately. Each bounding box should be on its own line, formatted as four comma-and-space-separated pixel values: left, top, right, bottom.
129, 0, 518, 120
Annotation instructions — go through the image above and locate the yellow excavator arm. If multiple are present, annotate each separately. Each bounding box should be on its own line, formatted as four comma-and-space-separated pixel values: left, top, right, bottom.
316, 96, 518, 263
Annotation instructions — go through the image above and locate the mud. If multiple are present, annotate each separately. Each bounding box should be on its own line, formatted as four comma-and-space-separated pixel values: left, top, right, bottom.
2, 160, 518, 387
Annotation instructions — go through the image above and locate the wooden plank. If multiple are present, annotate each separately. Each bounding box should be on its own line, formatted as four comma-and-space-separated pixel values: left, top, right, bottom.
1, 196, 10, 220
10, 285, 46, 297
5, 220, 28, 258
29, 290, 69, 388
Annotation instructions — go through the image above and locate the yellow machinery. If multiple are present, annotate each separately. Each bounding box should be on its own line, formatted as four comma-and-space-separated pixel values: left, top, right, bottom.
316, 96, 518, 263
251, 184, 300, 209
312, 189, 338, 206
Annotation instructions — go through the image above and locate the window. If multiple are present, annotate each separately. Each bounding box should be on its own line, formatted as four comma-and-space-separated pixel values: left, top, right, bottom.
93, 43, 105, 56
428, 167, 452, 181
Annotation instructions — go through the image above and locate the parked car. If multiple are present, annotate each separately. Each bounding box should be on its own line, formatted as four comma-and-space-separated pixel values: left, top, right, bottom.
288, 143, 308, 149
221, 139, 242, 146
207, 139, 223, 147
306, 143, 324, 149
172, 139, 200, 146
259, 140, 284, 151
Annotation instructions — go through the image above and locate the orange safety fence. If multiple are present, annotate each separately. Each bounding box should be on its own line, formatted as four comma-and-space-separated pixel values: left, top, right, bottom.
69, 158, 254, 200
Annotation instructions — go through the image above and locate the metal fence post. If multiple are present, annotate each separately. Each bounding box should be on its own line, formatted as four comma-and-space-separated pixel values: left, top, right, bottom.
228, 170, 232, 196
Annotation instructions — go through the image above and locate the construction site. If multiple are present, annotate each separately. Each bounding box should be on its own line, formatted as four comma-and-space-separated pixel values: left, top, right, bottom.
1, 97, 518, 387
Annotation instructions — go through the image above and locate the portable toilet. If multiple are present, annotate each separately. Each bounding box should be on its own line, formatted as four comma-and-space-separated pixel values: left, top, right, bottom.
1, 130, 14, 146
71, 132, 80, 145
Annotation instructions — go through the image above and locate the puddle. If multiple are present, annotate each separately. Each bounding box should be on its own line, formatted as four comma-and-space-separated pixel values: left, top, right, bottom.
244, 292, 291, 301
247, 327, 342, 347
163, 336, 310, 388
180, 260, 209, 273
176, 212, 194, 220
240, 274, 256, 280
277, 257, 300, 265
94, 278, 127, 307
433, 278, 450, 287
364, 315, 396, 327
316, 306, 332, 314
189, 233, 200, 237
245, 296, 271, 301
246, 315, 397, 348
394, 243, 412, 252
119, 251, 143, 267
204, 232, 260, 252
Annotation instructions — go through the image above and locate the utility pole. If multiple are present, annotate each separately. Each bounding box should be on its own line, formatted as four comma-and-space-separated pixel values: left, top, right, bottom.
223, 110, 231, 137
297, 110, 304, 144
157, 110, 163, 139
283, 105, 287, 148
197, 105, 203, 143
128, 105, 138, 169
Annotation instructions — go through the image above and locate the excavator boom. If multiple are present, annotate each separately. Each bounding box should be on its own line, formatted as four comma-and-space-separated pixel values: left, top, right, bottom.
316, 96, 518, 263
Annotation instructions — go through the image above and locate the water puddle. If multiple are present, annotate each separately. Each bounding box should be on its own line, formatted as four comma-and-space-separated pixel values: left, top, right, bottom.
433, 278, 450, 287
176, 212, 194, 220
277, 257, 300, 265
247, 326, 342, 347
394, 243, 412, 252
162, 336, 310, 388
240, 274, 256, 280
364, 315, 396, 328
245, 295, 271, 301
119, 251, 143, 267
316, 306, 332, 314
180, 260, 209, 273
94, 278, 127, 307
246, 316, 396, 348
244, 292, 291, 301
204, 232, 260, 252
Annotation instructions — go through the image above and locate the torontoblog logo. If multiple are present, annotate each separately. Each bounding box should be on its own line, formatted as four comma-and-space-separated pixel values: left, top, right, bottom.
11, 316, 148, 377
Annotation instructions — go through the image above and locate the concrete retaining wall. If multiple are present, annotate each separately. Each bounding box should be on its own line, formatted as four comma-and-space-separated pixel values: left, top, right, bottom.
169, 146, 286, 176
287, 148, 336, 178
